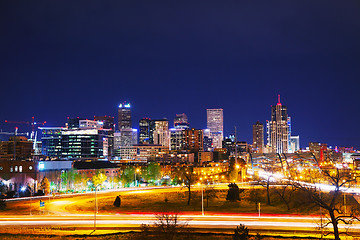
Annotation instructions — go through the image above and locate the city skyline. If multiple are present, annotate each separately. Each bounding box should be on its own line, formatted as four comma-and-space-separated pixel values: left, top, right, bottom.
0, 96, 357, 151
1, 1, 359, 149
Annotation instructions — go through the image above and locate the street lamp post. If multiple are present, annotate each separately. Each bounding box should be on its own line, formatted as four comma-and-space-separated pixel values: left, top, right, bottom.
134, 168, 140, 187
94, 185, 97, 231
201, 184, 204, 216
319, 180, 322, 238
198, 182, 204, 216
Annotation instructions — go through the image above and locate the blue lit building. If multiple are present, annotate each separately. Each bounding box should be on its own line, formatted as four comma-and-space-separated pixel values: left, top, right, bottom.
40, 125, 112, 160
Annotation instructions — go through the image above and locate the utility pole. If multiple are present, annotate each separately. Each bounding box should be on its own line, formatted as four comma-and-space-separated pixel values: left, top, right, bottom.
234, 126, 237, 163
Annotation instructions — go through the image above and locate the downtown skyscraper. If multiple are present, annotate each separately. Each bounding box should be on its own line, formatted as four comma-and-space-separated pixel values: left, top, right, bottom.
118, 102, 131, 130
206, 109, 223, 149
266, 96, 289, 153
253, 121, 264, 153
114, 102, 137, 159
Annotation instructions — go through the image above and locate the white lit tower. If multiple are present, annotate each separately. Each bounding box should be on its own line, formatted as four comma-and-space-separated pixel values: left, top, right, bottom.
114, 102, 137, 159
206, 109, 224, 149
118, 102, 131, 130
267, 95, 289, 153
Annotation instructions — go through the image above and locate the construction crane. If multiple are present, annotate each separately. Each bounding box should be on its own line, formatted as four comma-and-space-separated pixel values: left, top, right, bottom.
0, 128, 29, 136
4, 117, 46, 156
4, 117, 46, 140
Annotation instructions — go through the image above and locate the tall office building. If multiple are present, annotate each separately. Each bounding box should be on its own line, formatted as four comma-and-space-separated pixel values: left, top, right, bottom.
114, 102, 138, 159
174, 113, 189, 129
94, 116, 115, 130
203, 129, 212, 152
184, 128, 203, 152
41, 125, 112, 160
252, 121, 264, 153
153, 119, 170, 148
289, 135, 300, 153
139, 118, 151, 144
267, 95, 289, 153
206, 109, 223, 149
170, 128, 186, 151
118, 102, 131, 130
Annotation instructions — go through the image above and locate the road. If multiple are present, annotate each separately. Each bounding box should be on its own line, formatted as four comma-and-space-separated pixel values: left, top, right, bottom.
0, 213, 360, 236
1, 186, 359, 236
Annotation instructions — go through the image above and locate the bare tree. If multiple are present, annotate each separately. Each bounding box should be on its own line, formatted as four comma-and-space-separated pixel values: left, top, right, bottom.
273, 181, 297, 210
177, 167, 196, 206
292, 167, 360, 240
139, 212, 190, 240
204, 185, 217, 208
254, 172, 273, 205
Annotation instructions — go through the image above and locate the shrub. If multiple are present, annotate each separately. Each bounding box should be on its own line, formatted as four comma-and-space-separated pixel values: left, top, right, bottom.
233, 224, 249, 240
226, 183, 241, 201
6, 191, 15, 198
35, 190, 44, 196
0, 199, 6, 210
114, 195, 121, 207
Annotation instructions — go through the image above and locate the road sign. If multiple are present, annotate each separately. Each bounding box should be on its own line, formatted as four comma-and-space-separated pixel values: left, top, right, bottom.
40, 201, 45, 208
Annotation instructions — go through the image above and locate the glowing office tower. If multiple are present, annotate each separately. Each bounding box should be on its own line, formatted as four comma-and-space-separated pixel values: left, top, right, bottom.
153, 119, 170, 148
174, 113, 189, 129
252, 121, 264, 153
206, 109, 223, 149
267, 95, 289, 153
118, 102, 131, 130
139, 118, 151, 144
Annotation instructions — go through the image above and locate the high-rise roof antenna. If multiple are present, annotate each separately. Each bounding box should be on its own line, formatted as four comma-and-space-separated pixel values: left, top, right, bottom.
277, 94, 281, 105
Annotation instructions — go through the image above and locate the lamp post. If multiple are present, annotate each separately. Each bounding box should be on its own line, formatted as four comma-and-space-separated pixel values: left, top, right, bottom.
198, 182, 204, 216
94, 184, 97, 231
134, 168, 140, 187
201, 184, 204, 216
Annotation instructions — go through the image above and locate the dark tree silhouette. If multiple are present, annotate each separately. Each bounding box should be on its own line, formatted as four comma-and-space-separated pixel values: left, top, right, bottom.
293, 167, 360, 240
226, 183, 242, 201
113, 195, 121, 207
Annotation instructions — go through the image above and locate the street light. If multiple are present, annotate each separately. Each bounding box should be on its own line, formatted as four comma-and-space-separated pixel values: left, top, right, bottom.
197, 182, 204, 216
134, 168, 140, 187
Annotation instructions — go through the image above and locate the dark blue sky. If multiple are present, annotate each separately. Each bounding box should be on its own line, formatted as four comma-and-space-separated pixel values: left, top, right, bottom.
1, 1, 359, 149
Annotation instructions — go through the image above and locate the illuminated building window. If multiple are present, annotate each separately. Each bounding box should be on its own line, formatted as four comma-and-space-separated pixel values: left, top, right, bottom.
15, 166, 18, 172
19, 166, 22, 172
10, 167, 13, 172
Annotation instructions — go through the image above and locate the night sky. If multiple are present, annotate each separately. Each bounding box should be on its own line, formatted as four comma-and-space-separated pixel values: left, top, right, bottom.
1, 1, 359, 149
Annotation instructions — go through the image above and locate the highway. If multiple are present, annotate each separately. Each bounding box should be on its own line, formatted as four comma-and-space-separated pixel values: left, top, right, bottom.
0, 214, 360, 236
1, 186, 360, 236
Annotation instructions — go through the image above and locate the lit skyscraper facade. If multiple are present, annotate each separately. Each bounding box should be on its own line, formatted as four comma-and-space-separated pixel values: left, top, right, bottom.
118, 103, 131, 130
206, 109, 223, 149
289, 135, 300, 153
114, 102, 138, 159
41, 123, 112, 160
174, 113, 189, 129
203, 129, 212, 151
252, 121, 264, 153
184, 128, 203, 152
139, 118, 151, 144
153, 119, 170, 148
94, 116, 115, 130
267, 96, 289, 153
170, 128, 186, 151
